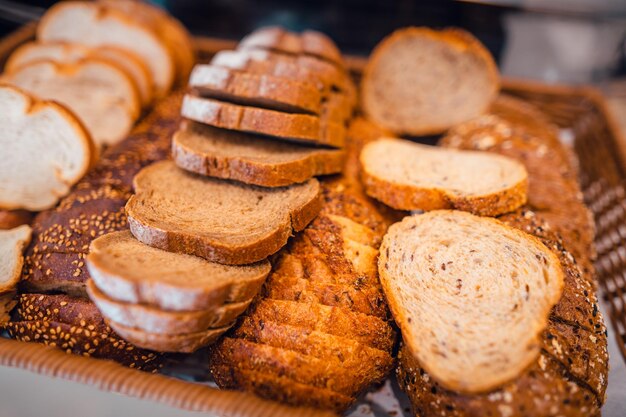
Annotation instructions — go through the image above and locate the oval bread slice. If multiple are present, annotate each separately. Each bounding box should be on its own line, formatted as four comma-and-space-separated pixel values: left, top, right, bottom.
378, 211, 564, 393
0, 225, 32, 293
86, 231, 270, 311
360, 138, 528, 216
361, 27, 499, 135
0, 84, 95, 210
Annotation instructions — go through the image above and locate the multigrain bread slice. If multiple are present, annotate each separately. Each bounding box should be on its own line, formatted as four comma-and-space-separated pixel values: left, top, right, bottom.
361, 27, 499, 135
87, 279, 252, 334
126, 161, 322, 265
5, 41, 154, 106
189, 65, 322, 114
37, 1, 176, 96
172, 122, 345, 187
4, 58, 140, 147
379, 210, 564, 393
360, 138, 528, 215
0, 225, 32, 294
181, 95, 345, 148
86, 231, 270, 310
0, 84, 95, 211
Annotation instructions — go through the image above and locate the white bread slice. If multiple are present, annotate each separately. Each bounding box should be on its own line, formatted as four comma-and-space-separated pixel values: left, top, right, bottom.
361, 27, 499, 135
0, 84, 95, 211
378, 211, 564, 393
5, 41, 154, 106
0, 225, 32, 293
4, 59, 140, 147
37, 1, 175, 96
360, 138, 527, 216
86, 231, 270, 311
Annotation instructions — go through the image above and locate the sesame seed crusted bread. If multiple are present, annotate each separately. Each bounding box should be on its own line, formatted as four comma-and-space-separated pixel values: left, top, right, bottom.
181, 95, 346, 148
361, 27, 499, 136
126, 161, 322, 265
172, 122, 345, 187
0, 225, 32, 294
360, 138, 528, 215
86, 231, 270, 311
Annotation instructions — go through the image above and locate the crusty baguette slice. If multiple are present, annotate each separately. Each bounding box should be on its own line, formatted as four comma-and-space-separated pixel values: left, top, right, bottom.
181, 95, 345, 148
360, 138, 528, 216
87, 279, 252, 334
125, 161, 322, 265
172, 122, 345, 187
37, 1, 175, 96
0, 225, 32, 294
4, 58, 140, 147
107, 318, 232, 353
361, 27, 499, 135
5, 41, 154, 106
378, 210, 564, 393
86, 231, 270, 311
0, 84, 95, 211
189, 65, 322, 114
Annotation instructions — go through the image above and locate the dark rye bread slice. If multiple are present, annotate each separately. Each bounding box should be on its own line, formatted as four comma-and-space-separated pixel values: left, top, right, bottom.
8, 293, 162, 371
86, 231, 270, 311
181, 95, 346, 148
361, 27, 499, 136
172, 122, 345, 187
189, 65, 322, 114
126, 161, 322, 265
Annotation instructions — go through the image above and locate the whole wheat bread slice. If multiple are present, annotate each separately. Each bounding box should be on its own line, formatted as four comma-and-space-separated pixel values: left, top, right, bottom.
361, 27, 499, 135
189, 65, 322, 114
172, 122, 345, 187
378, 210, 564, 393
0, 84, 95, 211
86, 231, 270, 311
360, 138, 528, 215
0, 225, 32, 294
125, 161, 322, 265
87, 279, 252, 334
181, 95, 345, 148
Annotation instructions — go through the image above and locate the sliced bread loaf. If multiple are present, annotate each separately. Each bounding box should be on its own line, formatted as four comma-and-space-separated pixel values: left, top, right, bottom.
4, 58, 140, 147
360, 138, 527, 215
87, 279, 252, 334
172, 122, 345, 187
378, 210, 564, 393
0, 225, 32, 294
0, 84, 95, 211
86, 231, 270, 310
5, 41, 154, 106
125, 161, 322, 265
361, 27, 499, 135
181, 95, 345, 148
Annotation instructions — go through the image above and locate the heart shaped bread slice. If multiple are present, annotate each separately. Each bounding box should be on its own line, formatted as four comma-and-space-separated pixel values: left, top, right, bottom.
86, 231, 270, 311
360, 138, 528, 216
378, 210, 564, 393
0, 84, 95, 210
125, 161, 322, 265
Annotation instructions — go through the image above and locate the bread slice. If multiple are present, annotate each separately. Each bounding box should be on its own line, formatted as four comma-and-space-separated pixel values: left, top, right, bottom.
360, 138, 528, 215
87, 279, 252, 334
0, 225, 32, 294
181, 95, 345, 148
172, 122, 345, 187
4, 58, 140, 147
378, 210, 564, 393
125, 161, 322, 265
107, 318, 232, 353
5, 41, 154, 106
0, 84, 95, 211
361, 27, 499, 135
86, 231, 270, 311
37, 1, 175, 96
189, 65, 322, 114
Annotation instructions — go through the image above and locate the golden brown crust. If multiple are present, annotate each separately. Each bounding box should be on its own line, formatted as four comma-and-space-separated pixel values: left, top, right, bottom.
0, 210, 33, 230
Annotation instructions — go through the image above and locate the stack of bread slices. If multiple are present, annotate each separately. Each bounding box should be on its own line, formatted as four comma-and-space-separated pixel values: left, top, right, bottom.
85, 26, 355, 353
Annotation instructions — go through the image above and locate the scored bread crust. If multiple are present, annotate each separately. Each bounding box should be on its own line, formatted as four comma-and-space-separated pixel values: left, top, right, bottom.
181, 95, 346, 148
172, 122, 346, 187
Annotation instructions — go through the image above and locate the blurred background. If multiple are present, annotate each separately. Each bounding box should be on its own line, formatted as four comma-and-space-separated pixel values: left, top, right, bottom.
1, 0, 625, 84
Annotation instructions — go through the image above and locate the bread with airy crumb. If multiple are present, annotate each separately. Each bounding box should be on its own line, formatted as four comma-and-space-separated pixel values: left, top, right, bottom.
0, 225, 31, 294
